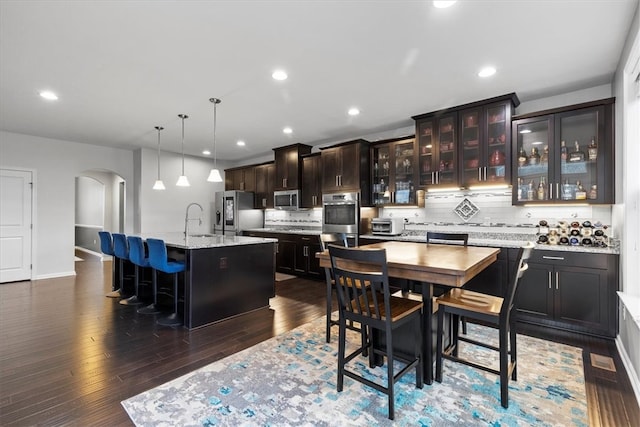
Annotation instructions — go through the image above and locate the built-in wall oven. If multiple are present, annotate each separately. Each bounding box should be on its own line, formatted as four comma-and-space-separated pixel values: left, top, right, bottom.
322, 192, 359, 244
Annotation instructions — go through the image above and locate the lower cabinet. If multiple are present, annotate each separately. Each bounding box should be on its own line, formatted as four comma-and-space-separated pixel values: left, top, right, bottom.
464, 247, 510, 297
515, 250, 618, 338
243, 231, 322, 278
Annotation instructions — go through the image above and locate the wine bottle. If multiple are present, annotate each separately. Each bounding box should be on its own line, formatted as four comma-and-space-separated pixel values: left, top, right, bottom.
588, 137, 598, 161
575, 180, 587, 200
568, 141, 585, 162
560, 140, 568, 162
529, 147, 540, 165
537, 177, 547, 200
517, 146, 528, 167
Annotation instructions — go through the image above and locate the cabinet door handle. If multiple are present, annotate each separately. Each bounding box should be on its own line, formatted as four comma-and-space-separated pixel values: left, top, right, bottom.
478, 168, 482, 181
555, 183, 560, 200
262, 198, 266, 208
542, 255, 565, 261
549, 182, 552, 199
548, 271, 552, 289
484, 167, 487, 181
335, 175, 339, 187
276, 243, 279, 253
556, 271, 559, 290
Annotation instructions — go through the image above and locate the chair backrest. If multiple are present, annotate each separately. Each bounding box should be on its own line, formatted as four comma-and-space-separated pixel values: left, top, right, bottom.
502, 242, 535, 318
328, 245, 391, 325
98, 231, 114, 255
127, 236, 147, 267
319, 233, 348, 251
426, 232, 468, 246
112, 233, 129, 259
146, 238, 169, 271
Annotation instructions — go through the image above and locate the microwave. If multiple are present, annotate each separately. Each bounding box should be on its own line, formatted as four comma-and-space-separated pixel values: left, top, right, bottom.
371, 217, 404, 236
274, 190, 300, 210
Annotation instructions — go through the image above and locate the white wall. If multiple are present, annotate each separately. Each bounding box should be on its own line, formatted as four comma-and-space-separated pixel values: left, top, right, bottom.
0, 131, 134, 279
612, 0, 640, 403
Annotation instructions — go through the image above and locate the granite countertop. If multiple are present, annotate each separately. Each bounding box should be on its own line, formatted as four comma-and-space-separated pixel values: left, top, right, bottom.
140, 232, 277, 249
244, 227, 323, 236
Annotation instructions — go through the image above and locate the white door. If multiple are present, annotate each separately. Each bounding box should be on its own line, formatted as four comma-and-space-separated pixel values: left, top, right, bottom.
0, 169, 33, 283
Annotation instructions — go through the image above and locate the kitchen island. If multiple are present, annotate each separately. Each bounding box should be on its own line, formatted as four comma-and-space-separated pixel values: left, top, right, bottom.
144, 233, 277, 329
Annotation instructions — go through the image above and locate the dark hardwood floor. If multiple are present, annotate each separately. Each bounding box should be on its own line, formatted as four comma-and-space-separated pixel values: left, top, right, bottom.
0, 251, 638, 426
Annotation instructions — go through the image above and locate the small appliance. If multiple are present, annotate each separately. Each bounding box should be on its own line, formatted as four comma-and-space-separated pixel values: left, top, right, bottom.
274, 189, 300, 210
371, 217, 405, 236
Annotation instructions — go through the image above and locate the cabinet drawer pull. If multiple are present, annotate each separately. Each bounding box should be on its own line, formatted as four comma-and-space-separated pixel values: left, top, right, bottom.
556, 271, 559, 290
542, 256, 565, 260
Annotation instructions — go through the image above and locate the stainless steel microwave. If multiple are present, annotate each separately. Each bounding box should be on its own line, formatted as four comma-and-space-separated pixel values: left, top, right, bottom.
274, 189, 300, 210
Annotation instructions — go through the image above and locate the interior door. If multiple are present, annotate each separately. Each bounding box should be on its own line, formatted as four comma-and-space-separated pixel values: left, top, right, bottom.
0, 169, 33, 283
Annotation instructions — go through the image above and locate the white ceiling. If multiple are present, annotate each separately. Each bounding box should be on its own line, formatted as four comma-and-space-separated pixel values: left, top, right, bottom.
0, 0, 637, 162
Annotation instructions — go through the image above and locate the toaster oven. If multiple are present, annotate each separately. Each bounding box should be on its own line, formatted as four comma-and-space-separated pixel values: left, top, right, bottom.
371, 217, 404, 236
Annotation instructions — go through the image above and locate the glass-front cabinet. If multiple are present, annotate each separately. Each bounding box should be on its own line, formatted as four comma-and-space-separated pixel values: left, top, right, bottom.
372, 137, 416, 205
460, 101, 512, 187
512, 99, 614, 204
416, 113, 458, 188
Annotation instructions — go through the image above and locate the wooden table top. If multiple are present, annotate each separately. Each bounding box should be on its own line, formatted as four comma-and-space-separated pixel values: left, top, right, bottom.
317, 241, 500, 287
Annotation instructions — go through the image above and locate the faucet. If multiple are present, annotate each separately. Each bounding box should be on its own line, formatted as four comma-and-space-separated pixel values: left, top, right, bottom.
184, 202, 204, 237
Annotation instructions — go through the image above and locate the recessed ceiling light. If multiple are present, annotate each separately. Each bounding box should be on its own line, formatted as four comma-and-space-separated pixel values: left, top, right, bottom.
348, 107, 360, 116
272, 70, 288, 81
237, 140, 246, 147
519, 129, 532, 134
433, 1, 457, 8
283, 127, 293, 134
478, 66, 496, 78
202, 149, 211, 155
39, 90, 58, 100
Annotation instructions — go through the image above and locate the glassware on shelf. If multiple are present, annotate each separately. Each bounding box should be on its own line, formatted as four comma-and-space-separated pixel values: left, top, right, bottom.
575, 180, 587, 200
518, 146, 528, 167
528, 147, 540, 165
560, 140, 568, 162
568, 141, 586, 163
588, 137, 598, 161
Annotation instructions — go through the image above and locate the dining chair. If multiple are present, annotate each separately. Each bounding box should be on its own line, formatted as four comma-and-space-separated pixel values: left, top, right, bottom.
319, 232, 349, 343
434, 242, 534, 408
329, 245, 423, 420
147, 238, 185, 327
98, 231, 120, 298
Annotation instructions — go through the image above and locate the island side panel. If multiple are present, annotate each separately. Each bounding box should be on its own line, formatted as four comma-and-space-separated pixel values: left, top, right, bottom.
184, 242, 276, 329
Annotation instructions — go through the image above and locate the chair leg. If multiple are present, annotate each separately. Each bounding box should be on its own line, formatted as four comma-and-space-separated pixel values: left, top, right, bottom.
415, 314, 424, 389
326, 279, 333, 343
461, 317, 468, 334
435, 308, 445, 383
120, 265, 144, 306
157, 273, 182, 327
452, 313, 460, 357
386, 325, 395, 420
499, 321, 509, 408
138, 268, 161, 314
510, 318, 517, 381
337, 318, 346, 392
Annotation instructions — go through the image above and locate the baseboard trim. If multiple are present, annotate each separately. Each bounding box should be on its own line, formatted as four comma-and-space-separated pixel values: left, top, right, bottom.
616, 334, 640, 408
75, 246, 106, 259
35, 271, 76, 280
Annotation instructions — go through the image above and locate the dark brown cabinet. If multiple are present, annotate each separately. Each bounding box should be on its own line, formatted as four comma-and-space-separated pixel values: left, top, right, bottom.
254, 162, 275, 209
512, 98, 614, 204
320, 139, 370, 204
294, 235, 322, 278
273, 144, 312, 190
413, 93, 519, 190
515, 249, 618, 337
301, 153, 322, 208
225, 166, 255, 191
371, 136, 417, 205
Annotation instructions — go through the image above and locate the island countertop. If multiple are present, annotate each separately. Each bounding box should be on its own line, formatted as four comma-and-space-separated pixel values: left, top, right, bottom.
139, 232, 277, 249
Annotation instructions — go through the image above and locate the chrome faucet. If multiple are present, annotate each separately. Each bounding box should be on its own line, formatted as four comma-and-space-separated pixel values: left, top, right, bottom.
184, 202, 204, 237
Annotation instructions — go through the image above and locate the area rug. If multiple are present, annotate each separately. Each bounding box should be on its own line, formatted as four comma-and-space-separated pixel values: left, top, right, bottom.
122, 317, 588, 426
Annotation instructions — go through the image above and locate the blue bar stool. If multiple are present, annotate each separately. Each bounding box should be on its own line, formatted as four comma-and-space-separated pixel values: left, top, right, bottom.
99, 231, 121, 298
124, 236, 152, 307
112, 233, 134, 302
147, 238, 185, 327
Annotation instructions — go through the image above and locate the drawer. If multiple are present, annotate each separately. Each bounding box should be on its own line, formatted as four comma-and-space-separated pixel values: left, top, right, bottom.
528, 250, 610, 269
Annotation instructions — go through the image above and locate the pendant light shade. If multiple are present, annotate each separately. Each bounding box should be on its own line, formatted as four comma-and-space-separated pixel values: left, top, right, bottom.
176, 114, 190, 187
207, 97, 223, 182
152, 126, 166, 190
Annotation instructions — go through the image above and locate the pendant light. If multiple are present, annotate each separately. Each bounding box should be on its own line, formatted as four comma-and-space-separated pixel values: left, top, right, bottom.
207, 97, 223, 182
152, 126, 166, 190
176, 114, 190, 187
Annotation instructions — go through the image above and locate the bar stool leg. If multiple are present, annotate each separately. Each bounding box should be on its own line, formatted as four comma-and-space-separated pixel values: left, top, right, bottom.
120, 264, 144, 306
157, 273, 182, 326
138, 268, 161, 314
105, 257, 122, 298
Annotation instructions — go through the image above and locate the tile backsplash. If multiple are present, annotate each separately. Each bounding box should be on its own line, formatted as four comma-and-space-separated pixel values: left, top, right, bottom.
264, 208, 323, 229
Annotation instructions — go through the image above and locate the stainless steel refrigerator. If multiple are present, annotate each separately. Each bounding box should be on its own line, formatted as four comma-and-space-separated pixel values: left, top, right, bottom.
214, 191, 264, 236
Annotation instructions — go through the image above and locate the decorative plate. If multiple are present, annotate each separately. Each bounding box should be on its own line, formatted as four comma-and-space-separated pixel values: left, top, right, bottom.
454, 197, 479, 222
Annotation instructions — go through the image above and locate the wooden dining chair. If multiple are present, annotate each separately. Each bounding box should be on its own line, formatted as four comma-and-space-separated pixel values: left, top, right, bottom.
329, 245, 423, 420
434, 242, 534, 408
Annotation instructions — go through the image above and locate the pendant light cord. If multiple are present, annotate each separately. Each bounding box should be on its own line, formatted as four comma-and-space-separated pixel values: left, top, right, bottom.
178, 114, 188, 174
209, 98, 221, 169
155, 126, 163, 179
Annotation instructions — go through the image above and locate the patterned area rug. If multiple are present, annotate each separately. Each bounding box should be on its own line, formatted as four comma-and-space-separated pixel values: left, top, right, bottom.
122, 317, 587, 426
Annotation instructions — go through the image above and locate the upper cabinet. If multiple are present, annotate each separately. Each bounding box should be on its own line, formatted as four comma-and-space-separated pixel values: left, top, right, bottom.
273, 144, 312, 190
413, 93, 519, 190
301, 153, 322, 208
224, 165, 255, 191
320, 139, 370, 204
254, 162, 275, 209
371, 136, 417, 205
512, 98, 614, 205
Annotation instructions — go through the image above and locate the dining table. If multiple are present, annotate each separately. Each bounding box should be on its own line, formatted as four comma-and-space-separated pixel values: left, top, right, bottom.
316, 240, 500, 384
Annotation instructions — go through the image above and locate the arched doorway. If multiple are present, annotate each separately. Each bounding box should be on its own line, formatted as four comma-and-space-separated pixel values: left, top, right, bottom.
75, 170, 125, 258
